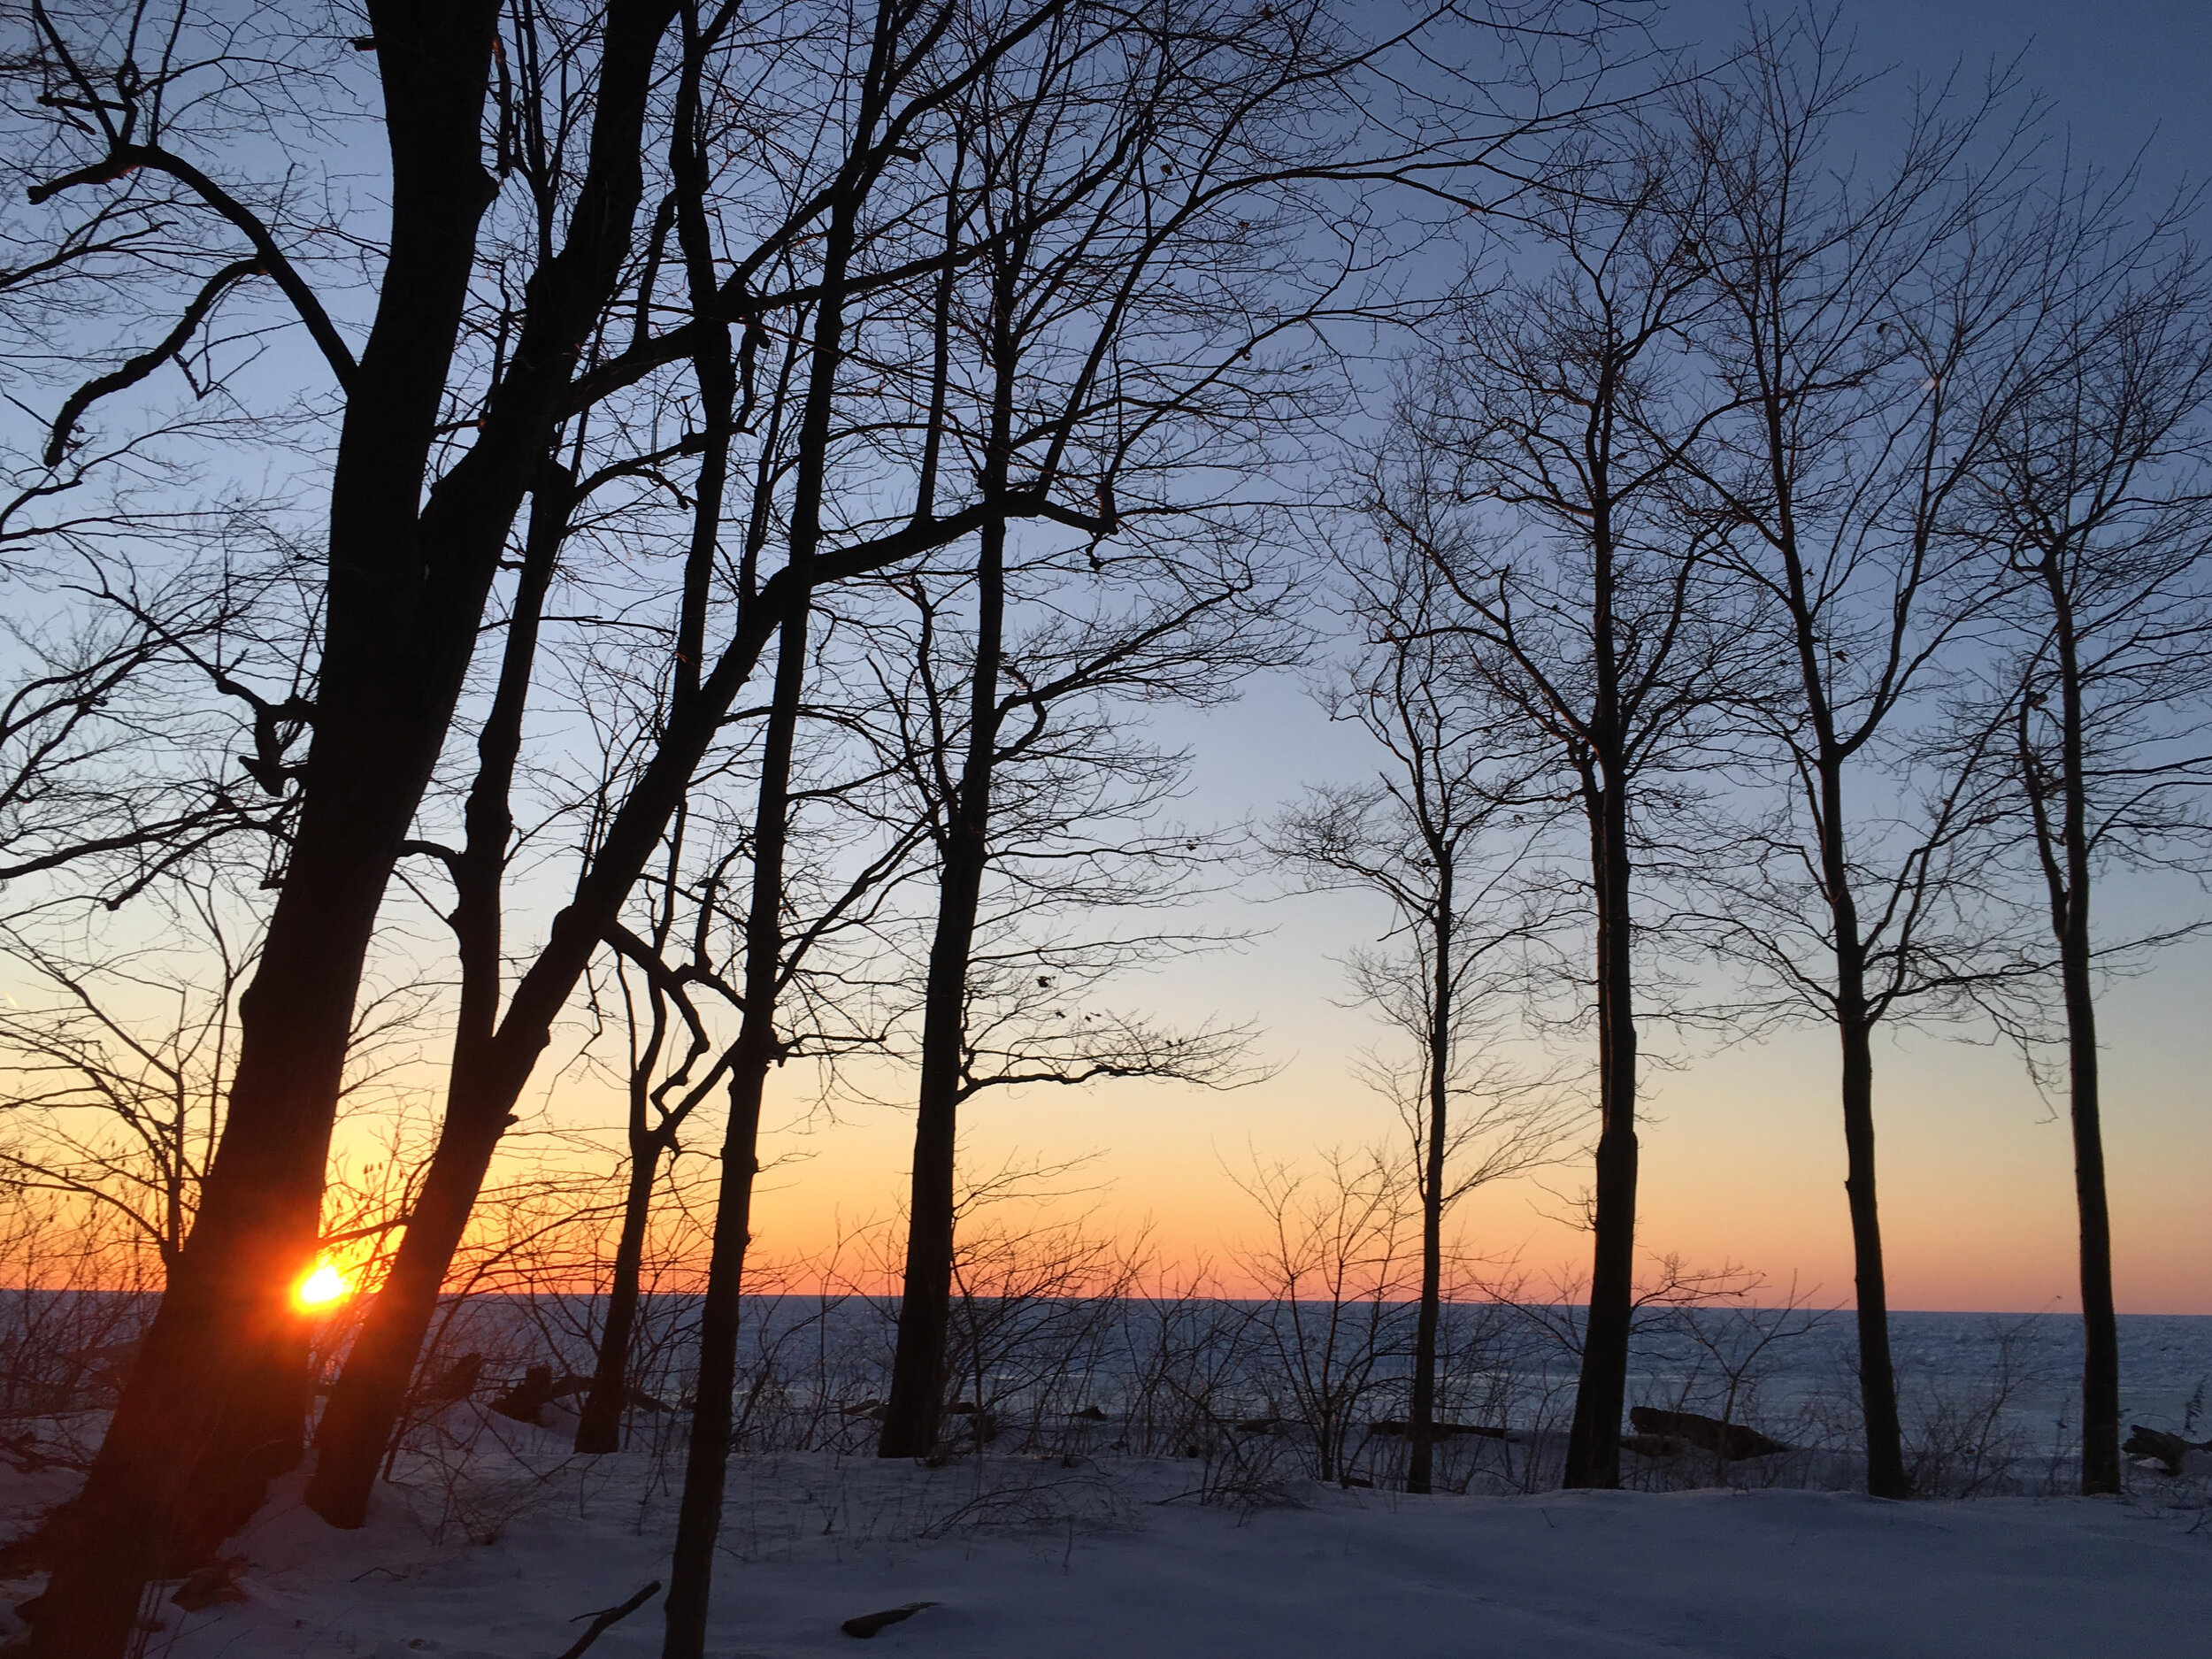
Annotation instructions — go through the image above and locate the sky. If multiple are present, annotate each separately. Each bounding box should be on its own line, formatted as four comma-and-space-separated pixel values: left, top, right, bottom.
703, 0, 2212, 1316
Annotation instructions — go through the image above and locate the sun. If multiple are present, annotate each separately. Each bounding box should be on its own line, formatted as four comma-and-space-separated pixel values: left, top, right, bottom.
292, 1261, 352, 1312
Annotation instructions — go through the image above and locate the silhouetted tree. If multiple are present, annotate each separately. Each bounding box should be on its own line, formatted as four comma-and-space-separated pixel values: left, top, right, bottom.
1269, 537, 1571, 1494
1376, 127, 1743, 1489
1675, 12, 2047, 1499
1966, 209, 2212, 1494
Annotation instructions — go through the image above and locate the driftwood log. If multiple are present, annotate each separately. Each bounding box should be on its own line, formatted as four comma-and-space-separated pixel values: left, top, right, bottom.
843, 1601, 937, 1639
2124, 1425, 2211, 1473
1368, 1419, 1509, 1441
488, 1363, 668, 1426
1627, 1408, 1786, 1461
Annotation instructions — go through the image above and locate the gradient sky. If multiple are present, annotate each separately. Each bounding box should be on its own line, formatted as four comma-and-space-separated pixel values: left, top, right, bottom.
533, 1, 2212, 1314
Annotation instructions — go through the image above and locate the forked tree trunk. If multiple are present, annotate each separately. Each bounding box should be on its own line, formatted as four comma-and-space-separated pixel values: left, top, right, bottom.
309, 465, 572, 1524
23, 13, 510, 1652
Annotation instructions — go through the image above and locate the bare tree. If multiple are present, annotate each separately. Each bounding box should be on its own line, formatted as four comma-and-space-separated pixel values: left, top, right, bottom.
1963, 206, 2212, 1493
0, 1, 1639, 1642
1374, 126, 1746, 1488
1269, 538, 1573, 1493
1673, 12, 2049, 1498
867, 527, 1281, 1457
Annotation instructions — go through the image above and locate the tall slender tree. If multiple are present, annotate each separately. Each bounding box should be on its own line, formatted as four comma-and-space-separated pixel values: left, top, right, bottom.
1676, 13, 2049, 1499
1379, 131, 1741, 1489
1270, 538, 1570, 1495
1967, 219, 2212, 1494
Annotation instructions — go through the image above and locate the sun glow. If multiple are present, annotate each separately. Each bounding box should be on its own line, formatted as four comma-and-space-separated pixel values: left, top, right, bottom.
292, 1262, 351, 1312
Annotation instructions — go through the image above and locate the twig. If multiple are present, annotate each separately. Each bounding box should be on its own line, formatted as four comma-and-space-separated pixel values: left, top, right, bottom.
553, 1580, 661, 1659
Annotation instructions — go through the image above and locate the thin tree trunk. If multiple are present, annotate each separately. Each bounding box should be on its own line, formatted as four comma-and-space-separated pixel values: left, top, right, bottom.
1564, 768, 1637, 1490
659, 590, 810, 1659
1409, 881, 1452, 1495
576, 1129, 669, 1455
307, 466, 575, 1525
2038, 570, 2119, 1495
878, 236, 1018, 1463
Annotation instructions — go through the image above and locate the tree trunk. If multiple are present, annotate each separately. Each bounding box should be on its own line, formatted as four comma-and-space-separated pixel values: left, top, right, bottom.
305, 1076, 513, 1523
22, 14, 510, 1649
659, 591, 809, 1659
661, 36, 863, 1632
2062, 936, 2118, 1493
2039, 568, 2119, 1496
878, 239, 1018, 1463
1408, 881, 1453, 1496
1563, 772, 1637, 1490
575, 1129, 668, 1455
877, 516, 1007, 1461
307, 465, 575, 1525
1839, 1003, 1909, 1498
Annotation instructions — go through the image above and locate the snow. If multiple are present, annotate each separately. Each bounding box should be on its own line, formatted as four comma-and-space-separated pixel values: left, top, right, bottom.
9, 1419, 2205, 1659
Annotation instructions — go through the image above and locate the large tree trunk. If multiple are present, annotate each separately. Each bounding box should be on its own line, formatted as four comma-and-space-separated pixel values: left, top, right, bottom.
1408, 884, 1453, 1495
22, 12, 510, 1651
1563, 772, 1638, 1490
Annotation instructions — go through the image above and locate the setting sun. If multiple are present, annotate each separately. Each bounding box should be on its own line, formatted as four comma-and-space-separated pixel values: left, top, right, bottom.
292, 1262, 351, 1312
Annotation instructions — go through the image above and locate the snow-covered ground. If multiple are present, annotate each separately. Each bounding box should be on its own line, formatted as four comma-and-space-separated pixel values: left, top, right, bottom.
8, 1415, 2205, 1659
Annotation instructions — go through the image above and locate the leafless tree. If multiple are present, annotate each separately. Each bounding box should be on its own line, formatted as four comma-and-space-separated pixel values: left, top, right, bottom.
1371, 124, 1748, 1488
1671, 12, 2051, 1498
1960, 196, 2212, 1493
1268, 537, 1575, 1493
864, 524, 1283, 1458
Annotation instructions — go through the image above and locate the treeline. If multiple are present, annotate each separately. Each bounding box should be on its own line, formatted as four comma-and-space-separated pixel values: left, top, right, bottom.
0, 4, 2205, 1656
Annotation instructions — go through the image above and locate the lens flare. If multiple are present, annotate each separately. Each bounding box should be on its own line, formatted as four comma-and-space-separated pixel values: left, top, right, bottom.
292, 1261, 350, 1312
